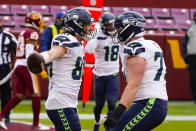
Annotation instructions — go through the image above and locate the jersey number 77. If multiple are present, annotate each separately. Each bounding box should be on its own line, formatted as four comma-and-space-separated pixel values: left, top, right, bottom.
154, 52, 165, 81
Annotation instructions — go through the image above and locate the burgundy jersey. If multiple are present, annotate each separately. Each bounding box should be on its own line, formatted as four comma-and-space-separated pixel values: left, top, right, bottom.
16, 28, 40, 59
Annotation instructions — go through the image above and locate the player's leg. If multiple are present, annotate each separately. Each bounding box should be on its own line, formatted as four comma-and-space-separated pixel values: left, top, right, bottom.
46, 108, 81, 131
0, 64, 12, 124
111, 98, 168, 131
106, 74, 120, 112
188, 63, 196, 103
26, 70, 41, 128
1, 79, 11, 124
0, 66, 25, 129
93, 76, 106, 131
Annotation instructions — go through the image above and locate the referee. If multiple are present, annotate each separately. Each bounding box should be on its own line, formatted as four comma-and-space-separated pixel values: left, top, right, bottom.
0, 19, 17, 124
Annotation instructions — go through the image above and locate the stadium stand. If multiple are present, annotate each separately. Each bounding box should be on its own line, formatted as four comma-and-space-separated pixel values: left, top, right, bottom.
146, 18, 158, 30
1, 4, 196, 34
11, 5, 30, 16
0, 16, 14, 27
50, 5, 69, 16
13, 16, 25, 27
30, 5, 52, 16
0, 4, 12, 16
102, 6, 112, 12
156, 19, 178, 30
132, 7, 152, 18
171, 8, 190, 20
43, 16, 54, 25
112, 7, 131, 16
176, 19, 192, 30
151, 8, 172, 19
190, 8, 196, 19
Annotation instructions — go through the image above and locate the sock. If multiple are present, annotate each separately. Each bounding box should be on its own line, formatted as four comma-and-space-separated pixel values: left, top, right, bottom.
32, 96, 41, 127
94, 107, 101, 123
0, 96, 22, 120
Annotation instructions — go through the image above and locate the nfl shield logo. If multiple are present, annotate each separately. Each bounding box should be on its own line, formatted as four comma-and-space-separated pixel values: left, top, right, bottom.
90, 0, 96, 6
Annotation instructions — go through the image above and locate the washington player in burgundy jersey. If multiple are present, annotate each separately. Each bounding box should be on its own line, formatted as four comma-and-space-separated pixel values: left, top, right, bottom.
0, 11, 49, 130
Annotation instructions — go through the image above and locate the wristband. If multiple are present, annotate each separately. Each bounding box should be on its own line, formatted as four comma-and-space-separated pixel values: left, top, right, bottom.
41, 52, 50, 64
116, 104, 126, 115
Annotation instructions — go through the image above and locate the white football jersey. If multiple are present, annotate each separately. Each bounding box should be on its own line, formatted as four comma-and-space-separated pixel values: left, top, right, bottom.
85, 29, 120, 76
45, 33, 84, 110
123, 37, 168, 101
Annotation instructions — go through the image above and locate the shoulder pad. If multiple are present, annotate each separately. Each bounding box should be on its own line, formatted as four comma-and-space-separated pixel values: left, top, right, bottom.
127, 42, 143, 48
54, 35, 70, 43
52, 34, 80, 48
124, 42, 145, 56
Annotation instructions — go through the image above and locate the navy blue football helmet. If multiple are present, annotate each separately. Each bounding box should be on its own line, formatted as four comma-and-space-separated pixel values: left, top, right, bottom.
114, 11, 146, 44
99, 12, 115, 35
64, 7, 96, 41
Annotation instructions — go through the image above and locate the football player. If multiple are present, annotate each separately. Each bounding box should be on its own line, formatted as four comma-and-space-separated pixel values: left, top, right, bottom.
104, 11, 168, 131
27, 7, 95, 131
85, 12, 121, 131
0, 11, 49, 130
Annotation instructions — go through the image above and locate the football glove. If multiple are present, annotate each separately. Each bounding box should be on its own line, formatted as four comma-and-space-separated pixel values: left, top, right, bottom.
104, 104, 126, 129
27, 52, 45, 74
40, 70, 48, 79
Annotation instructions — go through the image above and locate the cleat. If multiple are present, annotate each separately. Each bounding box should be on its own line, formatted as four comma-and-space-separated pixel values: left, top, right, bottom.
0, 119, 8, 130
92, 121, 101, 131
31, 124, 50, 130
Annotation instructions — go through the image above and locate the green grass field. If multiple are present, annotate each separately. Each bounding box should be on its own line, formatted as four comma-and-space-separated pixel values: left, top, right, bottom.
5, 100, 196, 131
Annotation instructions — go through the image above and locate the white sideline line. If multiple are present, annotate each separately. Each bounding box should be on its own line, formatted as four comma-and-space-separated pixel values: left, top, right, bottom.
11, 120, 89, 131
10, 113, 196, 121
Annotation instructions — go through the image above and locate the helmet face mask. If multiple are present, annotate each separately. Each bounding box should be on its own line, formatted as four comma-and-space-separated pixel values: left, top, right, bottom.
100, 12, 115, 35
113, 11, 146, 45
64, 7, 96, 41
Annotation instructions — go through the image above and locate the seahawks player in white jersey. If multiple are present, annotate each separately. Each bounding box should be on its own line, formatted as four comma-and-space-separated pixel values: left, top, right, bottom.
104, 11, 168, 131
27, 7, 96, 131
85, 12, 120, 131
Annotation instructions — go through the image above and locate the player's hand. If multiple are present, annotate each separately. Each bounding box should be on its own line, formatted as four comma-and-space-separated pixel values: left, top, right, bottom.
27, 52, 45, 74
104, 104, 126, 129
184, 58, 188, 64
104, 111, 117, 129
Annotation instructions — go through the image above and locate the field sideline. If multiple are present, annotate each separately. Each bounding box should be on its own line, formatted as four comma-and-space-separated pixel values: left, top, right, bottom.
1, 100, 196, 131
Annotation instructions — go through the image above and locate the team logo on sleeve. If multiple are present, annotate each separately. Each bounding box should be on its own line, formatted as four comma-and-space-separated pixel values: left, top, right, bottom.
55, 36, 70, 43
124, 42, 145, 56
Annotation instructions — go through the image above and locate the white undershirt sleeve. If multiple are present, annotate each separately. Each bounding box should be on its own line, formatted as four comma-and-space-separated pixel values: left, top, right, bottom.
85, 38, 98, 54
25, 44, 34, 58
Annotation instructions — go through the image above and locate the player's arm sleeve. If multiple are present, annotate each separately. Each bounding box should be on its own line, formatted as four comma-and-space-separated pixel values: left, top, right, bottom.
40, 35, 71, 64
42, 45, 67, 64
25, 44, 35, 58
25, 31, 39, 58
41, 27, 53, 52
119, 56, 146, 108
85, 38, 98, 53
124, 42, 146, 60
52, 35, 78, 50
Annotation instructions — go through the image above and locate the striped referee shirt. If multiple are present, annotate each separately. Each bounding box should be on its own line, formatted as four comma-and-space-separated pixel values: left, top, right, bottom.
0, 30, 17, 65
